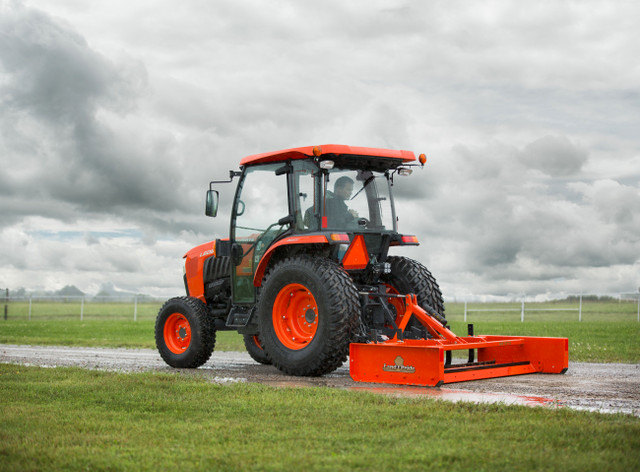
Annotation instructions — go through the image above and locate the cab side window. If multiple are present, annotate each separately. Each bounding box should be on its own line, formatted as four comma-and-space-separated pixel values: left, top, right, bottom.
292, 161, 319, 231
232, 164, 289, 302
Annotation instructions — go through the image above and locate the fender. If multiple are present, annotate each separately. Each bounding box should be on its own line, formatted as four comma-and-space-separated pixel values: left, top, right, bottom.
252, 235, 329, 287
183, 241, 216, 302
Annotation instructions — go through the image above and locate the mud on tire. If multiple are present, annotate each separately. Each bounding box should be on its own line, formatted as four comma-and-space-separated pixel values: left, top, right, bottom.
257, 255, 359, 377
155, 296, 216, 368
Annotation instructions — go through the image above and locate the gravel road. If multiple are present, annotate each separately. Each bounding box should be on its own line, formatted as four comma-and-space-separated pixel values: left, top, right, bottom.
2, 344, 638, 416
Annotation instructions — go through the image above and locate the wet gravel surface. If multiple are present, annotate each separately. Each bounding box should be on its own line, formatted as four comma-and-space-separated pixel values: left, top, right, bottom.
2, 344, 638, 416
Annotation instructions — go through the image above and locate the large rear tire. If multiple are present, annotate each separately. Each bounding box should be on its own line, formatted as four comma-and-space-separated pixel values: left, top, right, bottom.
382, 256, 446, 329
257, 255, 359, 376
155, 296, 216, 368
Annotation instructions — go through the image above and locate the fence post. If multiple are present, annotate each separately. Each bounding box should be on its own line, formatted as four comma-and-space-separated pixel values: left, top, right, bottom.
3, 288, 7, 320
579, 293, 583, 322
521, 298, 525, 322
80, 296, 84, 321
134, 296, 138, 322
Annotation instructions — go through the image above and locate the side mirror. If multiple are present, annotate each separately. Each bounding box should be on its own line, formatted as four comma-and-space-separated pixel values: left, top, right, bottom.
231, 243, 244, 266
235, 200, 245, 217
205, 190, 219, 217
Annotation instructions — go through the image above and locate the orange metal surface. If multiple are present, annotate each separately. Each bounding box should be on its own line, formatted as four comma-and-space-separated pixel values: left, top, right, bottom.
341, 235, 370, 270
163, 313, 192, 354
240, 144, 416, 166
183, 241, 215, 302
381, 284, 405, 327
253, 234, 329, 286
272, 283, 319, 350
252, 335, 265, 351
349, 295, 568, 387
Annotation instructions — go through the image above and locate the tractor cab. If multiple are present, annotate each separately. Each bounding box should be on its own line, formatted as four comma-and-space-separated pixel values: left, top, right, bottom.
214, 145, 422, 304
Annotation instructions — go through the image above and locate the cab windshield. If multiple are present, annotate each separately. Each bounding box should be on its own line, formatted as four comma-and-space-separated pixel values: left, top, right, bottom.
322, 168, 395, 232
293, 161, 396, 233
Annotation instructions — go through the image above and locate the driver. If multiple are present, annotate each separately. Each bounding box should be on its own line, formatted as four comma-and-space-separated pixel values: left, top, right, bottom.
326, 176, 359, 227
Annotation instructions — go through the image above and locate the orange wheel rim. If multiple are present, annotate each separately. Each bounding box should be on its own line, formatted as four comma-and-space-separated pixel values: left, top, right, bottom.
252, 335, 264, 351
272, 283, 318, 350
383, 284, 405, 326
164, 312, 192, 354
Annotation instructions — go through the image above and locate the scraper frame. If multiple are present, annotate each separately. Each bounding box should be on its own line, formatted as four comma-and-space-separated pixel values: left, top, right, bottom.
349, 292, 569, 387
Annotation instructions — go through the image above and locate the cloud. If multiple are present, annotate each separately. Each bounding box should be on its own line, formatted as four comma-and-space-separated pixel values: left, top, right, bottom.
519, 135, 588, 176
0, 3, 192, 225
1, 0, 639, 298
394, 133, 640, 296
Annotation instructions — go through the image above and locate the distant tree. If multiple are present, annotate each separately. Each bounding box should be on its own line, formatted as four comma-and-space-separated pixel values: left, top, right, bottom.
56, 285, 85, 297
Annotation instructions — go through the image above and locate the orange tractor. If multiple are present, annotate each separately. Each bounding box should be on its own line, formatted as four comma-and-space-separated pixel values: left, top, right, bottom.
156, 145, 568, 386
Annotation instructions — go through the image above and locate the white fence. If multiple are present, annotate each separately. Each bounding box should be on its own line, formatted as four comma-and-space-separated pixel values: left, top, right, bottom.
463, 297, 583, 322
453, 293, 640, 323
2, 290, 640, 322
2, 294, 166, 321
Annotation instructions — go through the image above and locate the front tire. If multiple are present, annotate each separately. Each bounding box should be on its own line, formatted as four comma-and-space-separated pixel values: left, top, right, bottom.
155, 296, 216, 368
257, 255, 359, 376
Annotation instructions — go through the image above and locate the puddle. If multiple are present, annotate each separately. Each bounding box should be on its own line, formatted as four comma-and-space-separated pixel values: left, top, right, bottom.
212, 376, 248, 384
350, 385, 563, 408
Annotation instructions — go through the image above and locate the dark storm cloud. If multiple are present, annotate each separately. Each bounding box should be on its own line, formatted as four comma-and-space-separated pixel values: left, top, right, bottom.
1, 0, 639, 297
0, 7, 116, 122
0, 3, 189, 227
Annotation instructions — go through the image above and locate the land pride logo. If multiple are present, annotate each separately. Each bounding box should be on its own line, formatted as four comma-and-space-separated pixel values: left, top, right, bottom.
383, 356, 416, 374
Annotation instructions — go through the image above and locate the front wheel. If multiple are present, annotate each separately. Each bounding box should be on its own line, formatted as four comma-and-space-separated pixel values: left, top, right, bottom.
257, 256, 359, 376
155, 296, 216, 368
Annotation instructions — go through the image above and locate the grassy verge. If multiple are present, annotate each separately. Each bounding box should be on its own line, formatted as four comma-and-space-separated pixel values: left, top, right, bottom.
1, 318, 638, 363
0, 320, 245, 351
1, 364, 639, 472
448, 320, 640, 363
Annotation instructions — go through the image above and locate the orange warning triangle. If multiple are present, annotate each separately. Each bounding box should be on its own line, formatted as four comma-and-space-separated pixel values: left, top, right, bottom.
342, 235, 370, 270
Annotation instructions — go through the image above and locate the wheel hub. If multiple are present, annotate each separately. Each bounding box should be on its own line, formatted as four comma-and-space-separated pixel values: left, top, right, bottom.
273, 283, 319, 350
163, 313, 192, 354
305, 308, 316, 324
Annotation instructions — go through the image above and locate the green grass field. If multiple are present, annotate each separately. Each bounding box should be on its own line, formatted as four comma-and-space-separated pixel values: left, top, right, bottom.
2, 299, 639, 362
1, 364, 638, 472
4, 298, 639, 323
1, 299, 639, 470
0, 319, 639, 363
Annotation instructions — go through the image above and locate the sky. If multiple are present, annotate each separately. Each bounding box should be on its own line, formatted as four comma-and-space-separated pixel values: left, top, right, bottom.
1, 0, 639, 300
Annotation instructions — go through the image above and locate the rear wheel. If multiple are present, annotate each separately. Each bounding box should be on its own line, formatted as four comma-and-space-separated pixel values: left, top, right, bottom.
155, 296, 216, 368
243, 334, 272, 365
257, 255, 359, 376
382, 256, 446, 333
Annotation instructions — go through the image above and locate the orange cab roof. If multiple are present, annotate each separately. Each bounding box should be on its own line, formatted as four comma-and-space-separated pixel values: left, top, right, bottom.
239, 144, 416, 166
